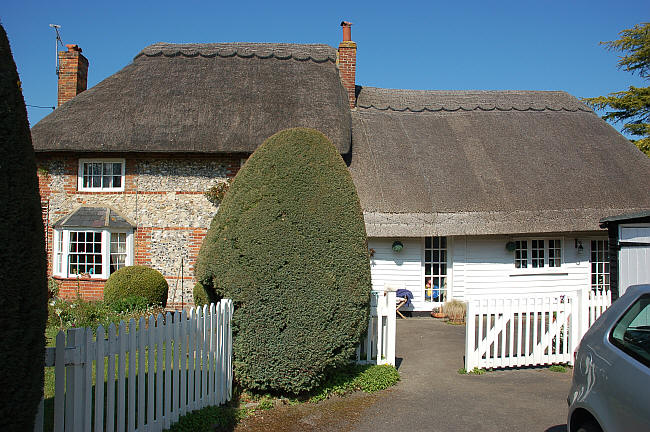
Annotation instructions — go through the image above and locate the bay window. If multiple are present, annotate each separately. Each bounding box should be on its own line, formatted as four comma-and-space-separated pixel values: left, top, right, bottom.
53, 228, 133, 279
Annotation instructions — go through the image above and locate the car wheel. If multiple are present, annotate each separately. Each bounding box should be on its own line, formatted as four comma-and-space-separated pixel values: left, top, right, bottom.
575, 419, 603, 432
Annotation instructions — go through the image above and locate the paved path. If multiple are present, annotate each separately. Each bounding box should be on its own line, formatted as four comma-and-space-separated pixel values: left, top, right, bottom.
236, 318, 571, 431
352, 318, 571, 432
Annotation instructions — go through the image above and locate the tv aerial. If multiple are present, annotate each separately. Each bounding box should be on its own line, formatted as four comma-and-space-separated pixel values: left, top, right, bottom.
49, 24, 64, 76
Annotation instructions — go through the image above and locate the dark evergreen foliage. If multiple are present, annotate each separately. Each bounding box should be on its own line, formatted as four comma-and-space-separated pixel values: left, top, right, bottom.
103, 266, 169, 307
0, 24, 48, 431
193, 282, 213, 306
196, 128, 371, 393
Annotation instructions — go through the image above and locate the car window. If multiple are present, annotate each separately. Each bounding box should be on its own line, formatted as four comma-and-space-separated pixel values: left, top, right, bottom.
610, 294, 650, 368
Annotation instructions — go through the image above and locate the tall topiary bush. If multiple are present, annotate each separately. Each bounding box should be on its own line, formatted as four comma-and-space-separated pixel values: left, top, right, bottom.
104, 266, 169, 307
196, 127, 371, 394
0, 24, 48, 431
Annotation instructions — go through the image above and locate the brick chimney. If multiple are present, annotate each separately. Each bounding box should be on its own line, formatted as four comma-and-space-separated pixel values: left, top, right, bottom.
337, 21, 356, 109
57, 44, 88, 107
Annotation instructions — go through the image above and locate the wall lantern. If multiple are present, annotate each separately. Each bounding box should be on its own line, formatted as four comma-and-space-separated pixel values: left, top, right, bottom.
575, 239, 584, 254
392, 241, 404, 252
505, 241, 516, 252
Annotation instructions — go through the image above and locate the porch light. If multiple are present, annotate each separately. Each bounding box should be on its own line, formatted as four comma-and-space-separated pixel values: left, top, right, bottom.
575, 239, 584, 254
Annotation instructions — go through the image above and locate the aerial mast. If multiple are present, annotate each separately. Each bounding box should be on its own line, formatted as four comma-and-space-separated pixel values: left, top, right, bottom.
48, 24, 63, 76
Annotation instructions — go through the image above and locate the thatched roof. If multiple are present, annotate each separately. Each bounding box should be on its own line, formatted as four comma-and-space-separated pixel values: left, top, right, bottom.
349, 87, 650, 236
32, 43, 351, 153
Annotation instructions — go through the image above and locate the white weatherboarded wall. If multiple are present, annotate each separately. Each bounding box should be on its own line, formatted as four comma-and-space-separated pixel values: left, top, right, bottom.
368, 238, 427, 310
619, 224, 650, 294
453, 235, 599, 300
368, 234, 606, 311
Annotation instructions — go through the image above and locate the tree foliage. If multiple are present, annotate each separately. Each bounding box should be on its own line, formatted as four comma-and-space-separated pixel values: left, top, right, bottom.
583, 23, 650, 156
0, 24, 49, 431
195, 127, 371, 394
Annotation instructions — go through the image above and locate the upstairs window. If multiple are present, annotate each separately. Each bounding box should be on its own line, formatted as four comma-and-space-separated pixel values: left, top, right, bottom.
78, 159, 125, 191
514, 239, 562, 269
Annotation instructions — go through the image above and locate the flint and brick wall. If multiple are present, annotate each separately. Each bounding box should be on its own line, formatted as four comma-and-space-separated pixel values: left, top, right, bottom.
37, 153, 243, 308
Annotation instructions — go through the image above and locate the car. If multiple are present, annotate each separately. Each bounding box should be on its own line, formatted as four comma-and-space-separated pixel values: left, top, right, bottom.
567, 284, 650, 432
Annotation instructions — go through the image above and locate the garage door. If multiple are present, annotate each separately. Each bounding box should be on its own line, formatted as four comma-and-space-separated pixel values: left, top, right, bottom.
619, 224, 650, 295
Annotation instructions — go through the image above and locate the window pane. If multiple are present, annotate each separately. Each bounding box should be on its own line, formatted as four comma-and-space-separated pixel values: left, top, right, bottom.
113, 175, 122, 187
590, 240, 610, 292
423, 237, 447, 302
610, 294, 650, 367
515, 240, 528, 268
103, 176, 112, 188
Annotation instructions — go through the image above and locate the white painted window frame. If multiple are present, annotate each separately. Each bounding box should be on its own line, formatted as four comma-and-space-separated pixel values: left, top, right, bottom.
52, 228, 133, 279
78, 158, 126, 192
511, 237, 565, 274
421, 236, 452, 304
588, 237, 610, 292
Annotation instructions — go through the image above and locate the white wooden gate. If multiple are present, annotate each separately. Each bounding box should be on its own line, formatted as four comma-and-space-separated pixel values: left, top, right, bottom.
465, 290, 611, 370
356, 287, 396, 366
34, 300, 233, 432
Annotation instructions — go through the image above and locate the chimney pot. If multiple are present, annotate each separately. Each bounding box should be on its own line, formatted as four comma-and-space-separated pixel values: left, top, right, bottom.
66, 44, 82, 53
341, 21, 352, 41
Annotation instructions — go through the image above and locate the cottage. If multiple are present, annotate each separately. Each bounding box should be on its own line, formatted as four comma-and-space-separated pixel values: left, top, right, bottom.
31, 24, 650, 310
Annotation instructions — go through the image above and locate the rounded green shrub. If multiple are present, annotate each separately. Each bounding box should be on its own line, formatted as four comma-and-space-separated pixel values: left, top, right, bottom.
196, 127, 371, 394
103, 266, 168, 307
193, 282, 212, 306
0, 24, 49, 431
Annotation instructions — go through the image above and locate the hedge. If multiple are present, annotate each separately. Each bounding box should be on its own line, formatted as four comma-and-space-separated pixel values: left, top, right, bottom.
196, 128, 371, 393
0, 24, 49, 431
103, 266, 169, 307
193, 282, 212, 306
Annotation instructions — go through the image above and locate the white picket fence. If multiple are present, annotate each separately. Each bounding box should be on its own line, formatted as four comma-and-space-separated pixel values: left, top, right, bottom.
356, 288, 396, 366
465, 289, 611, 371
35, 300, 233, 432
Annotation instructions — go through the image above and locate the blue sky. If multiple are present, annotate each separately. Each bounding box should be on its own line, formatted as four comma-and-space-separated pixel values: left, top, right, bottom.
2, 0, 647, 130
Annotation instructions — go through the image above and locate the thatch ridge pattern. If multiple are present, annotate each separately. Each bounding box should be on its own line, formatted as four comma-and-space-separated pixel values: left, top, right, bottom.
135, 42, 337, 63
356, 86, 594, 113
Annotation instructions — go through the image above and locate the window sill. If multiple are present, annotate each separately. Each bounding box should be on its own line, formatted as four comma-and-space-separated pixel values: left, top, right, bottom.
52, 275, 108, 282
509, 270, 568, 277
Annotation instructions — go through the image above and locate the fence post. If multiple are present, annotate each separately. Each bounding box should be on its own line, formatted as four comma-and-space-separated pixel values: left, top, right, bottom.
64, 327, 86, 432
385, 289, 396, 366
465, 300, 475, 371
577, 288, 590, 345
569, 293, 579, 366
